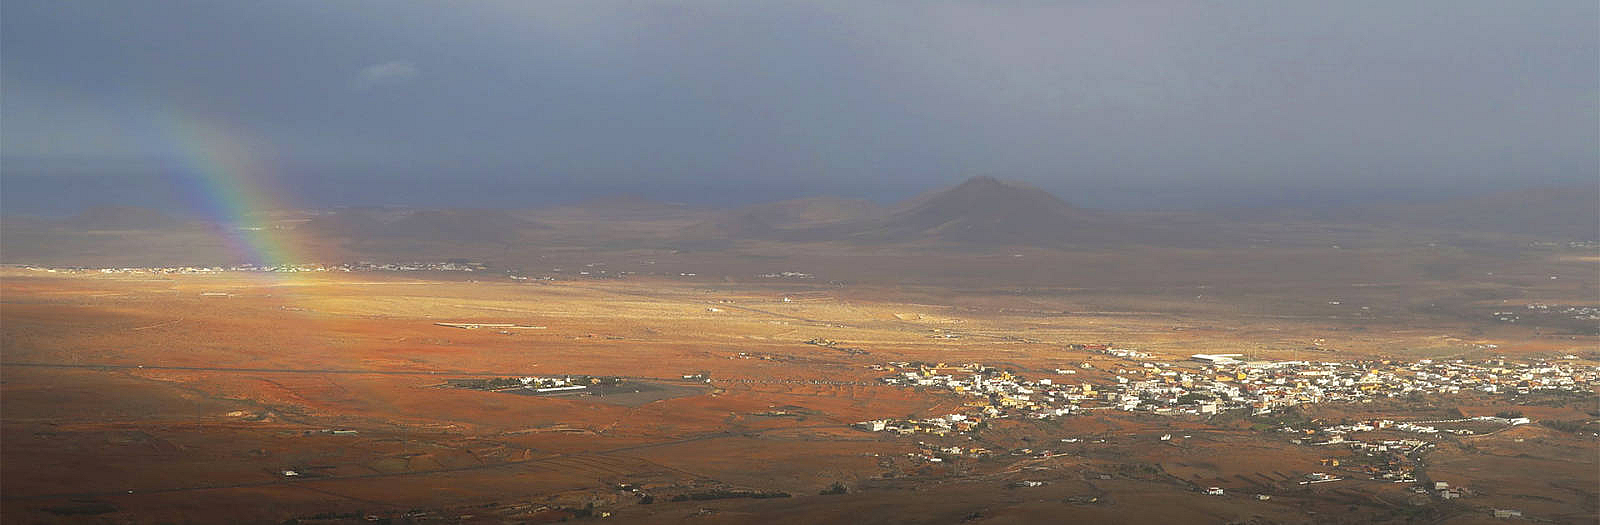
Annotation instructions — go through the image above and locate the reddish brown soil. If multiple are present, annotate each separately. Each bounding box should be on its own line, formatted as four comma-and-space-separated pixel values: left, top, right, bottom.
2, 266, 1594, 523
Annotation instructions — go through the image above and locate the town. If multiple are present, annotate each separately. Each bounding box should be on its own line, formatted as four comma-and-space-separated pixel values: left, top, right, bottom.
853, 351, 1594, 519
858, 351, 1597, 436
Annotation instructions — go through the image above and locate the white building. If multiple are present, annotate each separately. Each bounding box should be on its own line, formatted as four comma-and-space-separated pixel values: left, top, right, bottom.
1191, 354, 1244, 365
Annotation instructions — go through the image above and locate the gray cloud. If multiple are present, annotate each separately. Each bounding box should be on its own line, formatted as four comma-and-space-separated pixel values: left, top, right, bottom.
354, 60, 419, 90
1, 1, 1594, 209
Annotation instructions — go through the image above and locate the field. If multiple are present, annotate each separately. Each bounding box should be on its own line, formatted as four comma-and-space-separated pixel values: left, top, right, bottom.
2, 235, 1596, 524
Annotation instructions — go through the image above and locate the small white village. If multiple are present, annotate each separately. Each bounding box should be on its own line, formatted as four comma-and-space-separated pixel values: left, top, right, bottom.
859, 349, 1596, 435
854, 346, 1596, 519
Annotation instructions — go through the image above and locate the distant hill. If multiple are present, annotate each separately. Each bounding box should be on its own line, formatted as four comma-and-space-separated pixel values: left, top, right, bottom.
299, 209, 391, 237
1361, 186, 1599, 239
684, 209, 778, 240
385, 210, 539, 242
537, 194, 704, 221
1217, 185, 1600, 239
821, 176, 1136, 245
302, 208, 540, 243
62, 206, 186, 230
687, 196, 881, 239
739, 196, 881, 228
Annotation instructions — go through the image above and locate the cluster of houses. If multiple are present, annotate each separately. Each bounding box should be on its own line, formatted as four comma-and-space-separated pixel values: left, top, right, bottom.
757, 271, 814, 279
1493, 303, 1600, 324
1529, 240, 1600, 250
1310, 415, 1529, 438
444, 375, 624, 393
1274, 414, 1535, 485
855, 353, 1597, 437
1423, 481, 1474, 501
17, 260, 487, 275
1290, 432, 1434, 483
903, 441, 994, 463
1524, 303, 1600, 321
547, 263, 635, 279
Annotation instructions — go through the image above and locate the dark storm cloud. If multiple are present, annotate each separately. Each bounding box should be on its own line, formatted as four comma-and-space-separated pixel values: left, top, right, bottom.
2, 1, 1596, 211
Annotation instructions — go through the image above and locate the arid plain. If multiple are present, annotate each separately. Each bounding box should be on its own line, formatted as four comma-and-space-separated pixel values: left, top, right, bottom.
2, 180, 1597, 524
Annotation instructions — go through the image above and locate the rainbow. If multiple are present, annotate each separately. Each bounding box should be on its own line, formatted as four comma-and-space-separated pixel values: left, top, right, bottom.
159, 113, 311, 269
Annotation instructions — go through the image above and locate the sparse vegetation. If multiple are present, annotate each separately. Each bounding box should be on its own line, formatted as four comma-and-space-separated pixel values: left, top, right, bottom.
1541, 419, 1598, 433
670, 490, 791, 502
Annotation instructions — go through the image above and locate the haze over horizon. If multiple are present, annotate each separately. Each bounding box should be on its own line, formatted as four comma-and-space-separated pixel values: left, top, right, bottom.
3, 2, 1597, 215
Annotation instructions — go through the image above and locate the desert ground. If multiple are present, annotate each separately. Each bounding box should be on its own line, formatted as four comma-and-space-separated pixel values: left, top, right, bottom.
2, 231, 1595, 524
2, 178, 1596, 523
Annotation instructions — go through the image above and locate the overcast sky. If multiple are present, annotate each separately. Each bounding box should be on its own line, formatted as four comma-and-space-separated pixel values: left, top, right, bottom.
3, 1, 1596, 211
